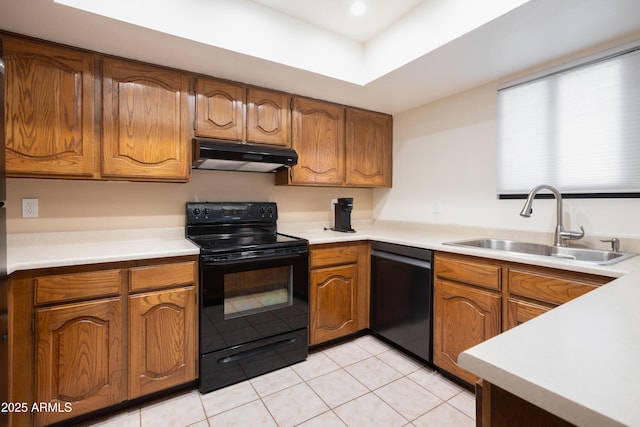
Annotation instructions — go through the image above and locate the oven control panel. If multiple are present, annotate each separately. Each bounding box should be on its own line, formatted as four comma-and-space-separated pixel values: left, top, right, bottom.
186, 202, 278, 224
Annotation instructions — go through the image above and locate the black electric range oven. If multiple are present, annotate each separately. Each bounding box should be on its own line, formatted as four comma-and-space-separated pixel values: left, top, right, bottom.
186, 202, 309, 393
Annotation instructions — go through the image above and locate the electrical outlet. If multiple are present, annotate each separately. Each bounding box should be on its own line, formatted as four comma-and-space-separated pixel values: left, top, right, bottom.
330, 198, 338, 211
22, 198, 39, 218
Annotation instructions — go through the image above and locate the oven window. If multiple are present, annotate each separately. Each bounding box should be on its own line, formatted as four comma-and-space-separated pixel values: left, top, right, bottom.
223, 266, 293, 319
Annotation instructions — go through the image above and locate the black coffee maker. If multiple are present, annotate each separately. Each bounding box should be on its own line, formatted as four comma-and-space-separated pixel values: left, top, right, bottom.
332, 198, 355, 233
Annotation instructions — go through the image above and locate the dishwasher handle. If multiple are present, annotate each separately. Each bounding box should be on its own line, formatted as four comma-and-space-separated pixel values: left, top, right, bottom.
371, 249, 432, 270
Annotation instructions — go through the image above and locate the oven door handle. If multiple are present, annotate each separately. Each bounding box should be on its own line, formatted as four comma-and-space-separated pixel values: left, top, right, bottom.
209, 337, 299, 365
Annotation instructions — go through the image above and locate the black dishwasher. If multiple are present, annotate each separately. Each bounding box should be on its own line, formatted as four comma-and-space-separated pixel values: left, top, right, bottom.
370, 241, 433, 363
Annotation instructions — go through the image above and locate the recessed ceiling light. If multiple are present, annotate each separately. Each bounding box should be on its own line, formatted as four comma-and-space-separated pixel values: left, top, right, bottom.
350, 1, 367, 16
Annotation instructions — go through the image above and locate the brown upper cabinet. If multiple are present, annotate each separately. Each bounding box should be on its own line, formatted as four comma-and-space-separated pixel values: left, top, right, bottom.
246, 87, 291, 146
4, 33, 392, 186
285, 97, 346, 186
3, 34, 191, 182
346, 108, 392, 187
195, 78, 245, 141
276, 98, 392, 187
195, 78, 292, 147
3, 35, 99, 178
102, 58, 191, 181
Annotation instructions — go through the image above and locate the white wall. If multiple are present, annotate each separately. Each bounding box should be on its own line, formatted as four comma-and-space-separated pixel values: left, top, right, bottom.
375, 82, 640, 240
7, 172, 373, 233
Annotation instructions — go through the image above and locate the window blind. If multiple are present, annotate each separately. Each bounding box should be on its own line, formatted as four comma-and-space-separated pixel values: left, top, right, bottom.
497, 45, 640, 197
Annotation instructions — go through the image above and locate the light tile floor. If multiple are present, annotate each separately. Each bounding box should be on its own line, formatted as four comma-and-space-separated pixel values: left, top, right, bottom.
82, 336, 475, 427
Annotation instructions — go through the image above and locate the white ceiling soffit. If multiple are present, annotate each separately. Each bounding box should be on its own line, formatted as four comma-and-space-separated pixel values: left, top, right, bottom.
1, 0, 640, 114
51, 0, 529, 86
247, 0, 428, 43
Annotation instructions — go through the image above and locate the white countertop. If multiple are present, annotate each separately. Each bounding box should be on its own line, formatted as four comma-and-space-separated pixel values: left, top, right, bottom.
7, 227, 200, 274
8, 220, 640, 426
458, 271, 640, 427
279, 220, 640, 278
10, 220, 638, 277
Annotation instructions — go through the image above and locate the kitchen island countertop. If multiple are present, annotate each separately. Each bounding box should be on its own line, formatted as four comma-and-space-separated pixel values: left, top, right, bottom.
458, 270, 640, 427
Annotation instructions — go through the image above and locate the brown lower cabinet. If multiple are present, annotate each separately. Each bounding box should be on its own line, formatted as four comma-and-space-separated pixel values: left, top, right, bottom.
309, 242, 370, 345
434, 279, 501, 384
8, 256, 198, 427
128, 286, 196, 399
433, 251, 612, 385
477, 380, 574, 427
35, 297, 125, 426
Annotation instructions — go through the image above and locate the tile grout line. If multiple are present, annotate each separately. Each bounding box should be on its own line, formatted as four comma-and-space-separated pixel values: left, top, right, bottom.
350, 337, 475, 425
315, 340, 414, 426
85, 336, 476, 427
195, 389, 213, 427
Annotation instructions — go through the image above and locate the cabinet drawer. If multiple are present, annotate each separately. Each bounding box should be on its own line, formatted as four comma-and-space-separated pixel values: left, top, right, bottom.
508, 269, 599, 305
311, 244, 358, 268
129, 261, 197, 292
35, 270, 123, 305
435, 255, 501, 290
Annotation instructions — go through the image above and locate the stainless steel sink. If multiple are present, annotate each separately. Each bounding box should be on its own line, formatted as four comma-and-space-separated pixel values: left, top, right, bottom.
444, 238, 638, 265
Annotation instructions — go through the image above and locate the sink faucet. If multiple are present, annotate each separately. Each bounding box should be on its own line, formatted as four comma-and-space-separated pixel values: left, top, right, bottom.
519, 184, 584, 247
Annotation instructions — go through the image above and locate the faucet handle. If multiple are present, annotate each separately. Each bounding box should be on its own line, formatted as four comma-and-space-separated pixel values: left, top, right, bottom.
600, 238, 620, 252
560, 226, 585, 242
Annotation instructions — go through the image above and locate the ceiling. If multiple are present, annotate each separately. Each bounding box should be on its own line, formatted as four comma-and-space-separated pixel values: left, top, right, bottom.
1, 0, 640, 114
246, 0, 427, 43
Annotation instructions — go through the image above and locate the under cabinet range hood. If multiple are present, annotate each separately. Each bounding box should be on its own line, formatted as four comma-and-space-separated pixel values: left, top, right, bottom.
192, 138, 298, 173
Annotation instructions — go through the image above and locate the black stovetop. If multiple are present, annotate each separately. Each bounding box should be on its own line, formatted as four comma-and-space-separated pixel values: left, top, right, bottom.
185, 202, 307, 255
187, 231, 306, 254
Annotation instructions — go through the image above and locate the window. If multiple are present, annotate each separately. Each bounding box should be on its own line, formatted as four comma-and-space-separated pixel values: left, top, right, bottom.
497, 43, 640, 197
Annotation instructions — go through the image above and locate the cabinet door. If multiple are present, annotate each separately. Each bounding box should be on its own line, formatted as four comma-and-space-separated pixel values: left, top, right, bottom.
35, 298, 124, 426
505, 298, 552, 330
195, 78, 245, 141
290, 97, 345, 186
4, 36, 98, 178
129, 286, 196, 398
309, 264, 358, 345
102, 58, 190, 181
246, 88, 291, 147
345, 108, 392, 187
433, 279, 501, 384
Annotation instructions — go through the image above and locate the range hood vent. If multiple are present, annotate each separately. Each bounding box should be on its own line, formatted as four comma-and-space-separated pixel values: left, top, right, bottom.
192, 138, 298, 173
